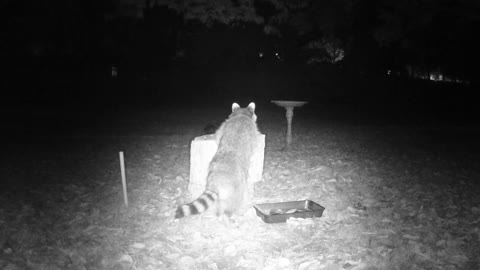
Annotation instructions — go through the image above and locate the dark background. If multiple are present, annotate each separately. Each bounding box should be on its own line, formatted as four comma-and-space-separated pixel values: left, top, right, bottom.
2, 0, 479, 128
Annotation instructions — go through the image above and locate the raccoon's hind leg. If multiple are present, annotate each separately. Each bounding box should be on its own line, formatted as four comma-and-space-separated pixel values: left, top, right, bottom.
215, 199, 227, 217
216, 206, 236, 227
219, 214, 234, 228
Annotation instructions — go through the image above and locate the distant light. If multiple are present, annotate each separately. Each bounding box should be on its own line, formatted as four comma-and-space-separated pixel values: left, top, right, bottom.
429, 72, 444, 82
258, 52, 264, 58
387, 70, 391, 75
275, 52, 283, 61
401, 65, 470, 85
111, 66, 118, 78
174, 49, 185, 60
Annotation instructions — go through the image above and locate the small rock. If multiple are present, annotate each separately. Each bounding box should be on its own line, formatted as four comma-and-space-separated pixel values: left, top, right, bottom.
299, 260, 321, 270
298, 261, 315, 270
130, 243, 146, 249
224, 245, 237, 257
350, 263, 368, 270
3, 263, 20, 270
178, 256, 196, 270
277, 257, 291, 268
403, 234, 420, 240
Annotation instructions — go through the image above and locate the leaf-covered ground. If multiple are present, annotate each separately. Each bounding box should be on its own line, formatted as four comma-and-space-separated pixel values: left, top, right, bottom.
1, 104, 479, 270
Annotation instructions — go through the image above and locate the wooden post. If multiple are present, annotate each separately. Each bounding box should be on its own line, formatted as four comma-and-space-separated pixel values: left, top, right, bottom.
119, 151, 128, 207
285, 107, 294, 148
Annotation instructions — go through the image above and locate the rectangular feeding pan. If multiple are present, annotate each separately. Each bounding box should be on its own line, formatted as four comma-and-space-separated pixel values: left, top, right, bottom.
253, 200, 325, 223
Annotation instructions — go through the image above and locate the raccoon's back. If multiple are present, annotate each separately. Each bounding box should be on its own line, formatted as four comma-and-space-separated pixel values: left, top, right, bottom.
217, 117, 259, 155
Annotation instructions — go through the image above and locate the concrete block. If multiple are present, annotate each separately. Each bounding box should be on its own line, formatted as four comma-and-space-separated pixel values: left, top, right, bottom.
188, 134, 217, 199
188, 134, 265, 199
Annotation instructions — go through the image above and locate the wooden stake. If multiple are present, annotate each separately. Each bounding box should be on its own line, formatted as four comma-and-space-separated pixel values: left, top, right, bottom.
119, 151, 128, 207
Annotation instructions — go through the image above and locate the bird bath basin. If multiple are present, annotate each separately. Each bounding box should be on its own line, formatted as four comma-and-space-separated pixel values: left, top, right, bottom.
271, 100, 308, 149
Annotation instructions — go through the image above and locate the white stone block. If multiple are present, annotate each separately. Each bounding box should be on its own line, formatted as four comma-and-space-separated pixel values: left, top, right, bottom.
188, 134, 265, 199
188, 134, 217, 199
249, 134, 265, 183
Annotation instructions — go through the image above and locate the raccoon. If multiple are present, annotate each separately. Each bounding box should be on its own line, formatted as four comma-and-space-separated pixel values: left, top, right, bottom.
175, 102, 259, 219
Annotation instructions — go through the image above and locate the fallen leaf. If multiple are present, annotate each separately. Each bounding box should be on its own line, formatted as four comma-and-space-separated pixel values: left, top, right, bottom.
130, 242, 146, 249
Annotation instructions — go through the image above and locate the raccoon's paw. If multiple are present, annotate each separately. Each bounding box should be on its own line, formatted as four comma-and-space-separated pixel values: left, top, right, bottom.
218, 214, 235, 228
203, 124, 217, 135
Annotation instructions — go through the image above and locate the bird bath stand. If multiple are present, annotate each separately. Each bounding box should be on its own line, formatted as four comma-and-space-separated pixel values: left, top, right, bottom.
271, 100, 308, 149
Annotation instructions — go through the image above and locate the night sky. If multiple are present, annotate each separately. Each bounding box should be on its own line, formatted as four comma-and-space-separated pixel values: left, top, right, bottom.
1, 0, 479, 122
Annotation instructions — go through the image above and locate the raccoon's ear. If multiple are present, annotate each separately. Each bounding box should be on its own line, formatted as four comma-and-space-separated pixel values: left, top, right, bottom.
247, 102, 255, 112
232, 103, 240, 112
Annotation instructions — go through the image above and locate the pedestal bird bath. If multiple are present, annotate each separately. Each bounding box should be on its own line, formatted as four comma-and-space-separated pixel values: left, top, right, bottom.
271, 100, 308, 149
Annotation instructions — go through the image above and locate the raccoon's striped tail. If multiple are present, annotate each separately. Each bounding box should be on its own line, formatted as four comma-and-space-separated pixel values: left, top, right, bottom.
175, 190, 218, 219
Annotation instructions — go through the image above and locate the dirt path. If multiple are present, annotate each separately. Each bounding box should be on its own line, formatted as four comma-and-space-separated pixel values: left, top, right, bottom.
1, 106, 479, 270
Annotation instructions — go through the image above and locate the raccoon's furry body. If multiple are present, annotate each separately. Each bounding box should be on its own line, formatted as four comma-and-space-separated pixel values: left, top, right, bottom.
175, 102, 259, 219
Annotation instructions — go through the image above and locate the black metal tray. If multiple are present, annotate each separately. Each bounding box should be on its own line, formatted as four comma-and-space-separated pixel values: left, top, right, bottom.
253, 200, 325, 223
